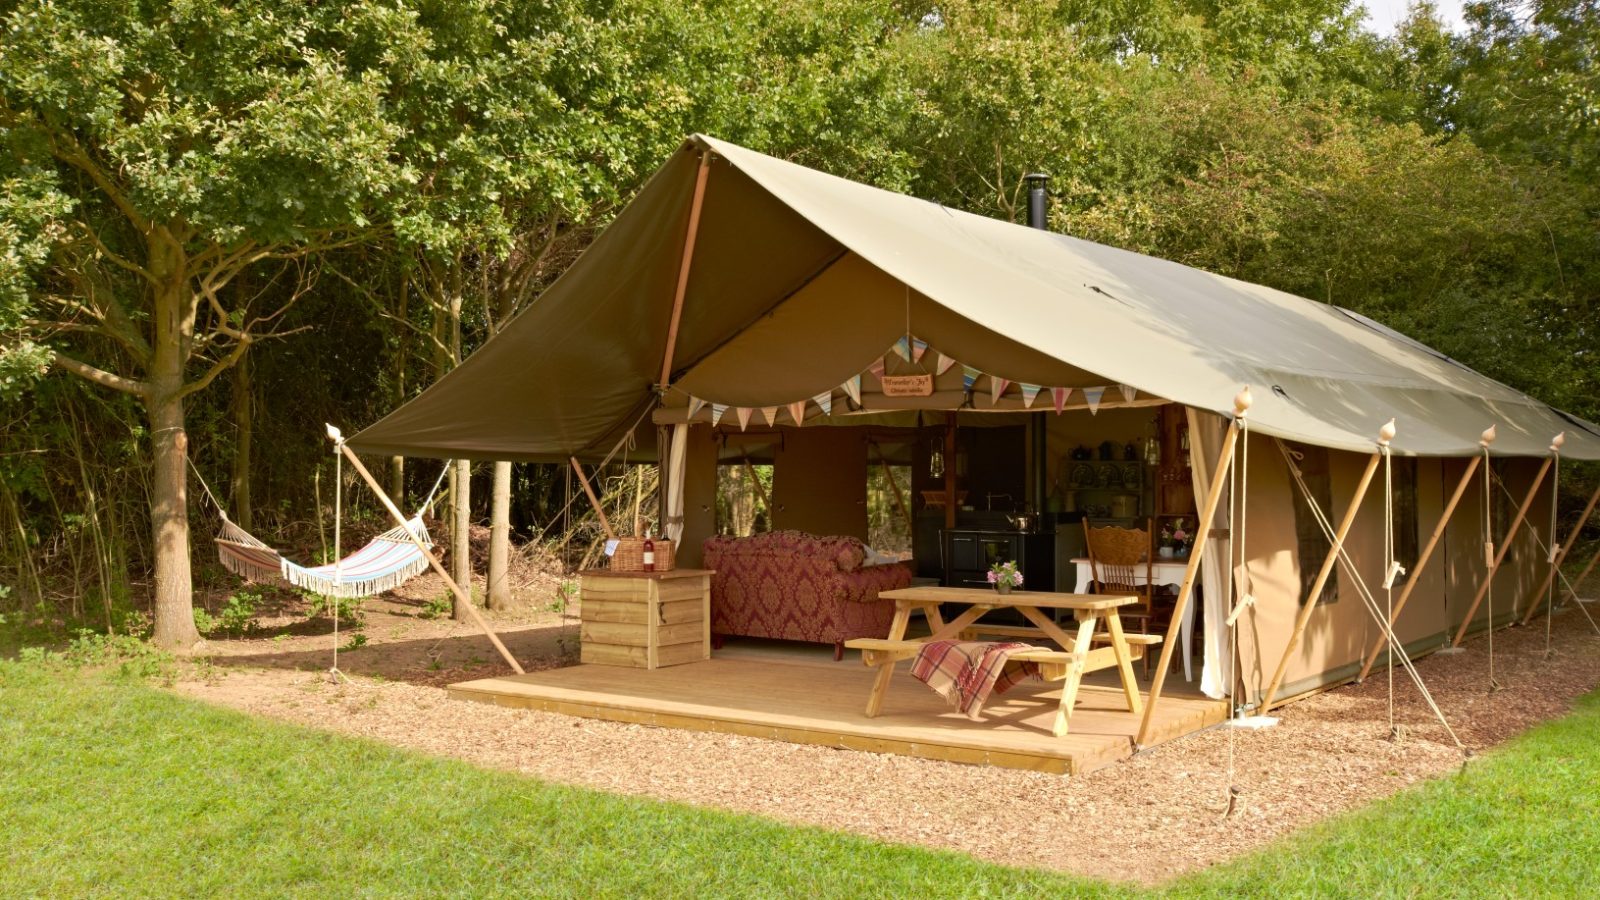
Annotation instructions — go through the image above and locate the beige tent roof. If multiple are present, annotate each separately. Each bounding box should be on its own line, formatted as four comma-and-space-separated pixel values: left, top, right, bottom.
351, 134, 1600, 462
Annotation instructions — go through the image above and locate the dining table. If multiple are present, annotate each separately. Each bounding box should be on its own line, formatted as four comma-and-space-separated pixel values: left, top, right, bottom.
1071, 556, 1197, 682
846, 586, 1148, 737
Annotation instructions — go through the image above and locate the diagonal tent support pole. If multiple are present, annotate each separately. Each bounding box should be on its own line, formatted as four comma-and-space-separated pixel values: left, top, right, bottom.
657, 151, 713, 390
1452, 452, 1556, 647
1520, 479, 1598, 624
1357, 447, 1487, 682
1136, 386, 1251, 748
1261, 420, 1393, 711
328, 428, 524, 675
571, 457, 618, 541
1570, 542, 1600, 604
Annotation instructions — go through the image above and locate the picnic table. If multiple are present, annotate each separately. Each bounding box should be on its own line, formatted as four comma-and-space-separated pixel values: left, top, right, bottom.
845, 586, 1159, 737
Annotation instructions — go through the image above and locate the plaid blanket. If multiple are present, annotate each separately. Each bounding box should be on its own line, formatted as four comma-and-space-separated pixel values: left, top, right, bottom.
910, 640, 1041, 720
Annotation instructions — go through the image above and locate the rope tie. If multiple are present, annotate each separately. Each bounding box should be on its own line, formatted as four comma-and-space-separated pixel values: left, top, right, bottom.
1383, 445, 1397, 739
1485, 449, 1500, 692
1546, 446, 1559, 658
1222, 416, 1249, 818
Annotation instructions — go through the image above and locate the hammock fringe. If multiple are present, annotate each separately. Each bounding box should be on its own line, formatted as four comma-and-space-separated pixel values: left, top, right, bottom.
212, 518, 434, 600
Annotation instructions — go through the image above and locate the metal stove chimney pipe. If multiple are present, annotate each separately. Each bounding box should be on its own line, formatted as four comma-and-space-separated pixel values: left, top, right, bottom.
1024, 173, 1049, 230
1023, 172, 1050, 522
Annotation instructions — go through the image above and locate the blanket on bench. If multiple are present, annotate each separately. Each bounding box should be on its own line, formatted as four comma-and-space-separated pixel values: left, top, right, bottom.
910, 640, 1041, 719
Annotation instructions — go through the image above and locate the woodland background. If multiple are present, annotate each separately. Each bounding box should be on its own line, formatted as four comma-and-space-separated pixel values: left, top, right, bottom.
1, 0, 1596, 647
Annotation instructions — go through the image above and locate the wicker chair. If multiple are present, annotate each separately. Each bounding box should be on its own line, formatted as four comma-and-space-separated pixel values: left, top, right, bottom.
1082, 518, 1169, 674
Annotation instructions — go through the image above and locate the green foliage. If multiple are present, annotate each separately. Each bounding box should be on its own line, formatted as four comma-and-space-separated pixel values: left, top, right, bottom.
14, 628, 173, 681
196, 589, 261, 638
342, 632, 368, 651
306, 593, 363, 627
418, 594, 452, 620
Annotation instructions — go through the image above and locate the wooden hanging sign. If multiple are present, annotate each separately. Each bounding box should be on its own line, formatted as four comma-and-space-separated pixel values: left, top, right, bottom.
880, 373, 934, 397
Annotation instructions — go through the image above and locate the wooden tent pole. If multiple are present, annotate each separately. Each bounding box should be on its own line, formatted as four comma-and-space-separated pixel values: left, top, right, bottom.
1135, 387, 1250, 747
741, 458, 771, 512
657, 152, 713, 389
1568, 542, 1600, 604
1451, 451, 1556, 646
327, 431, 524, 674
1520, 467, 1594, 624
1357, 452, 1484, 682
1262, 421, 1393, 711
570, 457, 618, 540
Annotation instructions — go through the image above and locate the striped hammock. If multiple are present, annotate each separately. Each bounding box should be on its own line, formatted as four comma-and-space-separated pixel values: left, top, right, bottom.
216, 517, 433, 600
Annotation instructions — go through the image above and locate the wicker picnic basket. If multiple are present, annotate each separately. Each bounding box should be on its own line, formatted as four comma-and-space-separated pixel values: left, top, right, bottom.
610, 536, 676, 572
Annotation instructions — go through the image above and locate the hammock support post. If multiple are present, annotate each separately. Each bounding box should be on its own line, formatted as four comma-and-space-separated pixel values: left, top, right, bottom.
1452, 450, 1556, 647
329, 427, 524, 675
1519, 479, 1599, 624
1262, 421, 1391, 711
1136, 386, 1250, 748
1357, 448, 1485, 683
570, 457, 618, 540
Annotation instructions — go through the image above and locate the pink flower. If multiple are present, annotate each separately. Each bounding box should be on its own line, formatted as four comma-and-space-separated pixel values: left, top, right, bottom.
986, 570, 998, 583
1173, 529, 1188, 542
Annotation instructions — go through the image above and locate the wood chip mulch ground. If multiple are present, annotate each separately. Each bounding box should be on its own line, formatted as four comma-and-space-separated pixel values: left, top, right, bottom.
174, 597, 1600, 886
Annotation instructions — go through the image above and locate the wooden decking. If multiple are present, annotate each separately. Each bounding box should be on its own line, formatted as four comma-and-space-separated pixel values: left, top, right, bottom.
449, 651, 1226, 775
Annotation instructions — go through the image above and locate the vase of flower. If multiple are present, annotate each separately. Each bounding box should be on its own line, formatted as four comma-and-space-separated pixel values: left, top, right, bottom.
1160, 519, 1191, 558
987, 560, 1023, 595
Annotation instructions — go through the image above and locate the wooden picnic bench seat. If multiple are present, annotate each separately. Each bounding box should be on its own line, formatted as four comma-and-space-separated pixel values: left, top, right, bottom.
952, 624, 1162, 659
846, 637, 1095, 684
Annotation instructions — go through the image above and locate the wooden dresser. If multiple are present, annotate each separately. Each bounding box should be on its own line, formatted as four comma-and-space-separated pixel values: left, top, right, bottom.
577, 568, 712, 669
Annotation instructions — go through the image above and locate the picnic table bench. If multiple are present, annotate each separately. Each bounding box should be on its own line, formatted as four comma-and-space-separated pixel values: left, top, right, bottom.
845, 586, 1160, 737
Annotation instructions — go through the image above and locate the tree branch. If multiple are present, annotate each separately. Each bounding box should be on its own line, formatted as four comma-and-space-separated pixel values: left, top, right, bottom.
52, 352, 148, 396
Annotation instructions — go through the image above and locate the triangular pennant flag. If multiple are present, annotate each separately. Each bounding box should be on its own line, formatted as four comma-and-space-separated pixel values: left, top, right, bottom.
911, 337, 928, 362
788, 400, 807, 425
989, 377, 1011, 404
813, 391, 833, 417
868, 358, 886, 381
962, 365, 981, 391
687, 396, 706, 419
1118, 384, 1138, 403
841, 375, 861, 405
1083, 386, 1106, 415
1051, 387, 1070, 414
761, 406, 779, 427
1020, 384, 1042, 408
892, 336, 911, 362
936, 353, 956, 376
735, 407, 753, 431
710, 403, 727, 426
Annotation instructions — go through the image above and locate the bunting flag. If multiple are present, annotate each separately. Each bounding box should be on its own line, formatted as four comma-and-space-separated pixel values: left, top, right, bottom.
1118, 384, 1138, 403
911, 337, 928, 362
735, 407, 753, 431
761, 406, 779, 427
1083, 386, 1106, 415
1020, 384, 1042, 408
710, 403, 728, 426
962, 365, 981, 390
1051, 387, 1070, 414
788, 400, 808, 425
868, 358, 886, 382
841, 375, 862, 405
687, 396, 706, 419
892, 336, 912, 362
813, 390, 833, 416
936, 353, 957, 376
989, 377, 1010, 404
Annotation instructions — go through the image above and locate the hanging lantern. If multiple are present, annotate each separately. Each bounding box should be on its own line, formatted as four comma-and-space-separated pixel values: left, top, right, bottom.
928, 437, 946, 480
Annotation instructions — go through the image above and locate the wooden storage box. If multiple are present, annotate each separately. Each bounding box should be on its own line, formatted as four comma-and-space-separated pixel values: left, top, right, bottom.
578, 568, 711, 669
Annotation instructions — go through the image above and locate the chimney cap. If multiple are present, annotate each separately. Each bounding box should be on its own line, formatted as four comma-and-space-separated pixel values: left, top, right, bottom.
1024, 172, 1050, 186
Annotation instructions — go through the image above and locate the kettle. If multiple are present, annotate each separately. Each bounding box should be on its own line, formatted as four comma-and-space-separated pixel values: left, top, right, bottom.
1007, 512, 1037, 532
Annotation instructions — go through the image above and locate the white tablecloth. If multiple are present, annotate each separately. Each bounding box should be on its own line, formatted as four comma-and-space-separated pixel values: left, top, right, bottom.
1071, 557, 1196, 682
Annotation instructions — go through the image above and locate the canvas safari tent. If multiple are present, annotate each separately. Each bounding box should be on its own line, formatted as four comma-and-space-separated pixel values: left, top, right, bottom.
352, 134, 1600, 734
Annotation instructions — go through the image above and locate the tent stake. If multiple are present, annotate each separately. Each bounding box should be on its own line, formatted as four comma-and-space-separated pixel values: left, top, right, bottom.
1357, 450, 1485, 682
657, 152, 712, 389
327, 431, 524, 675
1262, 421, 1392, 711
1451, 452, 1555, 646
1519, 480, 1599, 624
570, 457, 618, 540
1136, 387, 1250, 747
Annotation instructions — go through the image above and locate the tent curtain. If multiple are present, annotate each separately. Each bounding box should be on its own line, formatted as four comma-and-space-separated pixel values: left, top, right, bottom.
1188, 408, 1232, 700
665, 424, 688, 543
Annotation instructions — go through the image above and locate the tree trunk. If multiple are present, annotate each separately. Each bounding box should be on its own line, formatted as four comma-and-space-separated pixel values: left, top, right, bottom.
451, 458, 472, 619
229, 351, 253, 530
488, 460, 512, 610
147, 240, 201, 651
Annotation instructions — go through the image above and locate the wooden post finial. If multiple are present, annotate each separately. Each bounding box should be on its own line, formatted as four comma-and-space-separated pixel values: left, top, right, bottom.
1551, 431, 1566, 452
1377, 418, 1397, 447
1233, 385, 1252, 418
1480, 424, 1497, 447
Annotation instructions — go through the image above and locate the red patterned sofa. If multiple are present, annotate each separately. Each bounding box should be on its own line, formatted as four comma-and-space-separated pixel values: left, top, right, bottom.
703, 531, 914, 659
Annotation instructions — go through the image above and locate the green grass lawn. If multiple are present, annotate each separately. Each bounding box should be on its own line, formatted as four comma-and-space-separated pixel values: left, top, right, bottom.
2, 660, 1597, 899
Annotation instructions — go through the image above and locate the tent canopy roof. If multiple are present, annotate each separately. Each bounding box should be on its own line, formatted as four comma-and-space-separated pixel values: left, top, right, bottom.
351, 135, 1600, 462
